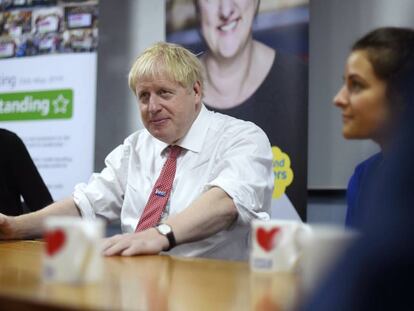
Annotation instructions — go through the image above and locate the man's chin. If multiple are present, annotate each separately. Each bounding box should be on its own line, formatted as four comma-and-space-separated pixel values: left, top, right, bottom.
151, 132, 175, 145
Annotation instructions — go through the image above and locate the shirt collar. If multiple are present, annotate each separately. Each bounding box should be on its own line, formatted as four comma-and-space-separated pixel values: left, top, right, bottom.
177, 104, 210, 153
153, 104, 211, 155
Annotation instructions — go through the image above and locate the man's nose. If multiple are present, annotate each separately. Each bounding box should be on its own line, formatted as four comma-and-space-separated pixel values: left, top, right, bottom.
148, 96, 161, 113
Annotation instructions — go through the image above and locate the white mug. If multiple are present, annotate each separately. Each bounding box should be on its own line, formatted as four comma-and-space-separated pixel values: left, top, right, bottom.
250, 219, 311, 272
43, 216, 105, 284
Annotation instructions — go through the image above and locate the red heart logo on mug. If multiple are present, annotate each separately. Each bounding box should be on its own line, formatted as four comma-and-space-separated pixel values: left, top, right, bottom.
257, 227, 281, 252
44, 229, 66, 256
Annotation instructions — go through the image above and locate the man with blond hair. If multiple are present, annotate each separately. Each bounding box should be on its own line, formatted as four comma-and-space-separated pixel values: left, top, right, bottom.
0, 42, 273, 260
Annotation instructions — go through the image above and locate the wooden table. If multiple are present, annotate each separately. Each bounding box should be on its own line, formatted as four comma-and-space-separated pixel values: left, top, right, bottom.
0, 241, 299, 311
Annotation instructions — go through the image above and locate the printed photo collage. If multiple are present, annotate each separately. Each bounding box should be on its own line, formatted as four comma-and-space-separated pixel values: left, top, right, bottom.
0, 0, 99, 58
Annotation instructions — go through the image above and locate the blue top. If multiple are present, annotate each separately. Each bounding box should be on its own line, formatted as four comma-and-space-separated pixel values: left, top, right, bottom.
346, 152, 382, 228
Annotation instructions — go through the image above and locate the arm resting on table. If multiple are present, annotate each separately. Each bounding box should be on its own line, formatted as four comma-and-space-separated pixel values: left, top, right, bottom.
0, 197, 80, 239
167, 186, 237, 245
102, 187, 238, 256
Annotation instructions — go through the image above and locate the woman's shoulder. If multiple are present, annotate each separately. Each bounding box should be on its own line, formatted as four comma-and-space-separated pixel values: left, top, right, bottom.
0, 128, 17, 138
348, 153, 383, 193
354, 152, 382, 174
349, 152, 382, 188
0, 128, 23, 147
346, 152, 383, 228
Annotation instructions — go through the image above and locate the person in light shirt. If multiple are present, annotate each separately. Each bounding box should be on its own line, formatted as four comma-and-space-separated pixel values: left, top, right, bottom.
0, 42, 273, 261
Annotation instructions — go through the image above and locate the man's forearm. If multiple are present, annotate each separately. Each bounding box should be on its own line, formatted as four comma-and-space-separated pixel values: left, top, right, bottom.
166, 187, 238, 246
14, 197, 81, 239
101, 187, 238, 256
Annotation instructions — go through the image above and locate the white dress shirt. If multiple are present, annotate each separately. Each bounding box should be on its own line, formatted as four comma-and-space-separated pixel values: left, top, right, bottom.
74, 105, 273, 260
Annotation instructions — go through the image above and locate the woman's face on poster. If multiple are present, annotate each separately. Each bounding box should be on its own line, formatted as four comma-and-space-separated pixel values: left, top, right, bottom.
198, 0, 258, 59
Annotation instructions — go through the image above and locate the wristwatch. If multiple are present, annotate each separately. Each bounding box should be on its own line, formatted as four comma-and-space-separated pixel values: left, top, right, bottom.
155, 223, 176, 251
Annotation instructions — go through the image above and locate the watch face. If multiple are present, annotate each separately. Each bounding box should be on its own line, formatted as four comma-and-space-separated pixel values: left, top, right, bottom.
158, 224, 171, 235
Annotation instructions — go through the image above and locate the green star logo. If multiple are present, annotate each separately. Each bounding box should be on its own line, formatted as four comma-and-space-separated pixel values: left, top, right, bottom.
52, 94, 70, 114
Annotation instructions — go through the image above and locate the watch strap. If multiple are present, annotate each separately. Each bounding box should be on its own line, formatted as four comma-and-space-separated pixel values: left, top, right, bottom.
156, 223, 176, 251
165, 230, 176, 251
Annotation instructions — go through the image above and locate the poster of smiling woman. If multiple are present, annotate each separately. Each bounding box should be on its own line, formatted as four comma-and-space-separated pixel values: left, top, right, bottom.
0, 0, 99, 200
167, 0, 309, 220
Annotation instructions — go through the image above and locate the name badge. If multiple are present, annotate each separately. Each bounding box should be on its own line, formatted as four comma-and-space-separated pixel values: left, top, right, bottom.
155, 189, 166, 197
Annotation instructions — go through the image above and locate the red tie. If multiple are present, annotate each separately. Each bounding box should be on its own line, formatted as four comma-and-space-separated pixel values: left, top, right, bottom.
135, 145, 182, 232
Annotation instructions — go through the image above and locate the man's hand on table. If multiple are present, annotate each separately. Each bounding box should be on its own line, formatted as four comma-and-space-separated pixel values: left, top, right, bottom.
102, 228, 169, 256
0, 213, 17, 240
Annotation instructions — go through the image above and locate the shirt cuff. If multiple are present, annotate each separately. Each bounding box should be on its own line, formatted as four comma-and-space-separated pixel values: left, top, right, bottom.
73, 183, 97, 220
204, 179, 270, 226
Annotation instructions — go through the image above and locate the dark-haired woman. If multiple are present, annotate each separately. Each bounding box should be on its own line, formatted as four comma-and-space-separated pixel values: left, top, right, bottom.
302, 26, 414, 311
333, 27, 414, 229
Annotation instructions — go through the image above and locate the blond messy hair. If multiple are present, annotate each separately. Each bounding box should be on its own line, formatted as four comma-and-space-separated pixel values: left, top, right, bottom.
128, 42, 204, 96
